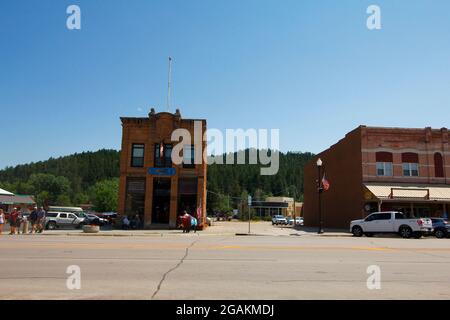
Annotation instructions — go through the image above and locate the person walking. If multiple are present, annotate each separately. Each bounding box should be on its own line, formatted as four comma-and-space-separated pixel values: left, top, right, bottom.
0, 209, 5, 234
9, 208, 19, 235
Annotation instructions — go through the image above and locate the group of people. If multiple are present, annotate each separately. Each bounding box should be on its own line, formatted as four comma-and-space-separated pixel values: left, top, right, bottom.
0, 206, 46, 235
121, 214, 142, 230
180, 211, 198, 233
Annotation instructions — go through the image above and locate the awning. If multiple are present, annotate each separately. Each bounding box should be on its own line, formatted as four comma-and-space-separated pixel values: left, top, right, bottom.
0, 188, 14, 196
0, 195, 35, 205
364, 184, 450, 202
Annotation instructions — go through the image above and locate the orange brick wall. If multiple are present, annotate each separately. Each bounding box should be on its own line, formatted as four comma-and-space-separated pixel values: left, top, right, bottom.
118, 110, 207, 228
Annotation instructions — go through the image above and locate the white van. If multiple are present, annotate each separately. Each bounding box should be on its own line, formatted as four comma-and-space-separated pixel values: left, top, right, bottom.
47, 206, 88, 218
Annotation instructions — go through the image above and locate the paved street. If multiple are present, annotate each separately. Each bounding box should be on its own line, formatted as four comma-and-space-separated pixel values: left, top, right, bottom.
0, 223, 449, 300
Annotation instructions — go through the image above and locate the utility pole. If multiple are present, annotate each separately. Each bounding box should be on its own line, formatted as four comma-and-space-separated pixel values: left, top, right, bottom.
248, 195, 252, 234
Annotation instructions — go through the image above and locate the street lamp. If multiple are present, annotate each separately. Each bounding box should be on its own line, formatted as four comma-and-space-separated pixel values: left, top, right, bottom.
316, 158, 324, 234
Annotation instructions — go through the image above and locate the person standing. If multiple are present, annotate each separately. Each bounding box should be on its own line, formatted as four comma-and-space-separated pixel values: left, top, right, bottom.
9, 208, 19, 235
15, 207, 23, 234
29, 207, 38, 233
0, 209, 5, 234
36, 207, 46, 233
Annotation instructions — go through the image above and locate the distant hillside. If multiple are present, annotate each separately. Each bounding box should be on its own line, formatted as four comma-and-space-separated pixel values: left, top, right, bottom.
0, 149, 120, 191
0, 149, 314, 212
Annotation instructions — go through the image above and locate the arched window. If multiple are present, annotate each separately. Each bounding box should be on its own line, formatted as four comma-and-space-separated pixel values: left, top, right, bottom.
376, 152, 393, 176
402, 153, 419, 177
434, 153, 444, 178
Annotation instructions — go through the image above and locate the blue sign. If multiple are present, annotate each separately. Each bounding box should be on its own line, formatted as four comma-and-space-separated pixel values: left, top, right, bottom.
148, 167, 176, 176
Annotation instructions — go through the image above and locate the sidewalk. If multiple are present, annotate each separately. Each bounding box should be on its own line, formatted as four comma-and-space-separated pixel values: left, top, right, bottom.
0, 221, 351, 237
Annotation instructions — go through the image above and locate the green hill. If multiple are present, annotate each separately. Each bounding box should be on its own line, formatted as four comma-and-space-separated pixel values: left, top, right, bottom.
0, 149, 314, 212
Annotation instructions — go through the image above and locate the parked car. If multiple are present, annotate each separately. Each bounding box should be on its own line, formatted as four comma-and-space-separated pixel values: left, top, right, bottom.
272, 215, 288, 225
431, 218, 448, 238
45, 212, 86, 230
85, 214, 108, 226
97, 212, 118, 224
350, 211, 433, 239
287, 217, 304, 226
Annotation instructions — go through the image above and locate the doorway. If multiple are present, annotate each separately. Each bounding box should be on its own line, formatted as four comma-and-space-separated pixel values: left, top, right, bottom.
178, 178, 198, 217
152, 178, 171, 224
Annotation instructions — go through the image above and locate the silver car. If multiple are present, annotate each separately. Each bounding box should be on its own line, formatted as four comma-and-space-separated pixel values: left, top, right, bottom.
45, 212, 86, 230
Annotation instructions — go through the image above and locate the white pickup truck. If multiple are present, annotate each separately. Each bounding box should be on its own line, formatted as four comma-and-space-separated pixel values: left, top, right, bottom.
350, 211, 433, 239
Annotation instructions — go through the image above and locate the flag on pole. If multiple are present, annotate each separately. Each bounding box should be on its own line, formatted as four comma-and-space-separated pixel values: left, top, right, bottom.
160, 143, 164, 159
196, 204, 202, 224
322, 173, 330, 191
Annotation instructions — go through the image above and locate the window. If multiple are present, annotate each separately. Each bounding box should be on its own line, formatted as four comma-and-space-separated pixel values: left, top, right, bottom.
183, 145, 195, 168
403, 163, 419, 177
376, 162, 393, 176
154, 144, 173, 167
377, 213, 392, 220
131, 144, 145, 167
402, 153, 419, 177
369, 213, 391, 220
376, 152, 393, 176
59, 213, 67, 218
395, 212, 405, 219
434, 153, 444, 178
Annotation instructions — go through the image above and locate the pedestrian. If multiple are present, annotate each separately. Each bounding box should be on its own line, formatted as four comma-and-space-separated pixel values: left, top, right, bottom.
36, 206, 46, 233
0, 209, 5, 234
29, 207, 38, 233
15, 207, 23, 234
182, 211, 191, 233
122, 216, 130, 230
191, 215, 197, 233
134, 214, 141, 229
9, 208, 19, 235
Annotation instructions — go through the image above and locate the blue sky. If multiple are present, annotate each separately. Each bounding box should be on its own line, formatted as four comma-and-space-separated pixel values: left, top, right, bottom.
1, 0, 449, 169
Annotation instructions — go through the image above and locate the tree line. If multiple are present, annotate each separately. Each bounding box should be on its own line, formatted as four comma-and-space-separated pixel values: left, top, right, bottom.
0, 149, 314, 213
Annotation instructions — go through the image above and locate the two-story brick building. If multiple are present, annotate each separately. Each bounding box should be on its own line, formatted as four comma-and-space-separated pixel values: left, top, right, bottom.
303, 126, 450, 228
118, 109, 207, 228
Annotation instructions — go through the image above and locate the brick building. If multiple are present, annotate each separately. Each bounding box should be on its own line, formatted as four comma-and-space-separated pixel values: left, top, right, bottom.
303, 126, 450, 228
118, 109, 207, 228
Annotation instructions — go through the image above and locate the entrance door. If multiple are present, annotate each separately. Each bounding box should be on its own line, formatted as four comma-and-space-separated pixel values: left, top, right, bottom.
152, 178, 171, 224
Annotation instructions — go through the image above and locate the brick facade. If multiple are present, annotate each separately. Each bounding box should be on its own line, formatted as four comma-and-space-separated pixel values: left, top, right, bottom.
303, 126, 450, 229
118, 109, 207, 229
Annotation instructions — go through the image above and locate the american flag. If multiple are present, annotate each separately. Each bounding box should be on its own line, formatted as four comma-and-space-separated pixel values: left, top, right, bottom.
196, 205, 202, 224
322, 173, 330, 191
159, 143, 164, 158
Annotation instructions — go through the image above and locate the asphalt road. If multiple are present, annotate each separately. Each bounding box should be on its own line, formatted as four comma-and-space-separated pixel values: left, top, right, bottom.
0, 233, 449, 300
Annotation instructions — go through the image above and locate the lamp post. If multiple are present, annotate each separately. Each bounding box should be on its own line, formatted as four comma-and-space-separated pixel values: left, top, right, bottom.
317, 158, 324, 234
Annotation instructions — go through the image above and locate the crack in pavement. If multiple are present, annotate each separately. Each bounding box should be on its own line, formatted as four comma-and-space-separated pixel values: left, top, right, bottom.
151, 239, 199, 299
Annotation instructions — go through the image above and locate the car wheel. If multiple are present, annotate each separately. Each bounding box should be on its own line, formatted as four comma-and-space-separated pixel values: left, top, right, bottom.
413, 232, 422, 239
435, 229, 446, 239
399, 226, 412, 239
352, 226, 363, 237
47, 221, 57, 230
